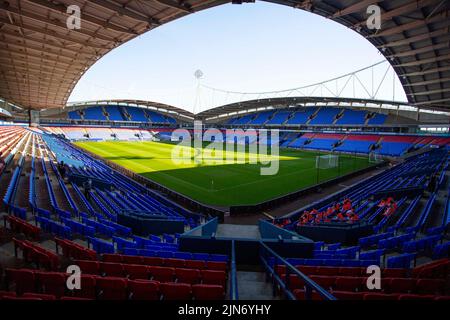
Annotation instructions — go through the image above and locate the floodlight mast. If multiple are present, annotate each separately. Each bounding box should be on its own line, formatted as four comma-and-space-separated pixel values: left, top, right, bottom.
194, 70, 204, 115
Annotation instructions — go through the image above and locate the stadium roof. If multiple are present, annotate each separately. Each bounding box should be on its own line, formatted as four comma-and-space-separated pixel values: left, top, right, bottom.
196, 96, 450, 121
66, 99, 195, 120
0, 0, 449, 112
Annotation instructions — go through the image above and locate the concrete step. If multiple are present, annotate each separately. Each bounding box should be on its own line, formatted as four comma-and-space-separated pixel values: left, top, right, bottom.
236, 271, 279, 300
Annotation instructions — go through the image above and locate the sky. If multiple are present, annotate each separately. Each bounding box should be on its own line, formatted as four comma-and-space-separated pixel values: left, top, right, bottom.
68, 2, 407, 113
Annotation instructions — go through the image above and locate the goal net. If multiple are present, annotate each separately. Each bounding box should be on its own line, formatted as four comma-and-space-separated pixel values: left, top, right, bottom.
316, 154, 339, 169
369, 152, 383, 163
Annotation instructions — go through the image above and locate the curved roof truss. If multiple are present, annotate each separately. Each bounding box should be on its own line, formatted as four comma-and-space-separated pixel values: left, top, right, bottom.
0, 0, 449, 111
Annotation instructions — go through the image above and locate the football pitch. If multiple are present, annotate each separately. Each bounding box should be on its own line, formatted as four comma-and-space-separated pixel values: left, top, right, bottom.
75, 141, 372, 207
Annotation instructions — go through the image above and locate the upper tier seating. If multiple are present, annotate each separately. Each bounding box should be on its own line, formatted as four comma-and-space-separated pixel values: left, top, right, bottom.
266, 111, 291, 125
367, 113, 387, 125
104, 106, 125, 121
64, 106, 175, 124
335, 109, 367, 125
146, 110, 169, 123
286, 108, 317, 125
126, 107, 147, 122
248, 110, 275, 125
83, 107, 106, 121
309, 108, 341, 125
68, 111, 81, 120
233, 114, 254, 125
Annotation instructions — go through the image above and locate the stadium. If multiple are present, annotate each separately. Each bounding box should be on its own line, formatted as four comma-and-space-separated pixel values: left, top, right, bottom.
0, 0, 449, 306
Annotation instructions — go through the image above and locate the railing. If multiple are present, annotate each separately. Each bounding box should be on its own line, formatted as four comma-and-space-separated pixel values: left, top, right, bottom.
259, 241, 336, 301
183, 217, 218, 237
230, 240, 239, 300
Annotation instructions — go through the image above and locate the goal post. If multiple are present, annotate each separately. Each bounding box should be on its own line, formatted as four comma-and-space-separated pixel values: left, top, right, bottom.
316, 154, 339, 169
369, 152, 383, 163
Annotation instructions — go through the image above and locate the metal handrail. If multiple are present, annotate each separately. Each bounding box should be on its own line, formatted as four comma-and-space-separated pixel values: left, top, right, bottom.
230, 240, 239, 300
259, 241, 336, 301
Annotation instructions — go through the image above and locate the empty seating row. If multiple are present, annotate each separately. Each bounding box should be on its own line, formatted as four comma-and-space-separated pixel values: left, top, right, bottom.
3, 269, 224, 300
12, 238, 59, 270
121, 248, 228, 262
282, 257, 379, 267
73, 260, 227, 287
283, 274, 446, 295
4, 215, 41, 240
294, 289, 449, 301
54, 238, 97, 261
275, 265, 408, 278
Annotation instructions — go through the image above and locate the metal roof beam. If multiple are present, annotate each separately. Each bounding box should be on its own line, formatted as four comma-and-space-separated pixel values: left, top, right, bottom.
414, 97, 450, 105
88, 0, 160, 25
0, 36, 93, 62
367, 10, 449, 37
331, 0, 381, 18
403, 77, 450, 86
398, 65, 450, 76
393, 53, 450, 67
386, 42, 449, 58
154, 0, 194, 13
0, 3, 115, 42
24, 0, 138, 35
0, 16, 108, 49
378, 26, 450, 48
0, 28, 95, 56
407, 87, 450, 95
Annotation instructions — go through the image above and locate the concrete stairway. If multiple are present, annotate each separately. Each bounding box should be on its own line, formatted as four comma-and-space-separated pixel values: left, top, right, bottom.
236, 270, 278, 300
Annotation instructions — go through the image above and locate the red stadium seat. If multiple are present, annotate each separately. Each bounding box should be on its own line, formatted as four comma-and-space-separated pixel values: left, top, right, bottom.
124, 264, 149, 280
142, 257, 164, 267
201, 270, 227, 287
334, 277, 363, 292
3, 296, 42, 301
388, 278, 416, 293
315, 267, 340, 276
123, 255, 143, 265
275, 265, 286, 275
100, 262, 125, 277
411, 259, 450, 279
185, 260, 206, 270
37, 272, 67, 298
165, 258, 186, 268
175, 268, 201, 284
192, 284, 225, 300
206, 261, 227, 271
292, 289, 324, 300
102, 254, 123, 263
284, 274, 305, 290
96, 277, 128, 300
398, 294, 435, 300
0, 291, 17, 299
128, 280, 160, 300
72, 275, 97, 299
296, 266, 316, 275
434, 296, 450, 301
338, 267, 364, 277
310, 276, 336, 290
161, 282, 192, 300
5, 269, 36, 295
60, 296, 93, 300
332, 291, 364, 300
149, 266, 175, 283
383, 268, 407, 278
363, 293, 400, 300
75, 260, 99, 275
22, 292, 57, 300
415, 279, 445, 295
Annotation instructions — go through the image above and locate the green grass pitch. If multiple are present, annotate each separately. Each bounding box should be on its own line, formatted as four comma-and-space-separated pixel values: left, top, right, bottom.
75, 141, 371, 207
